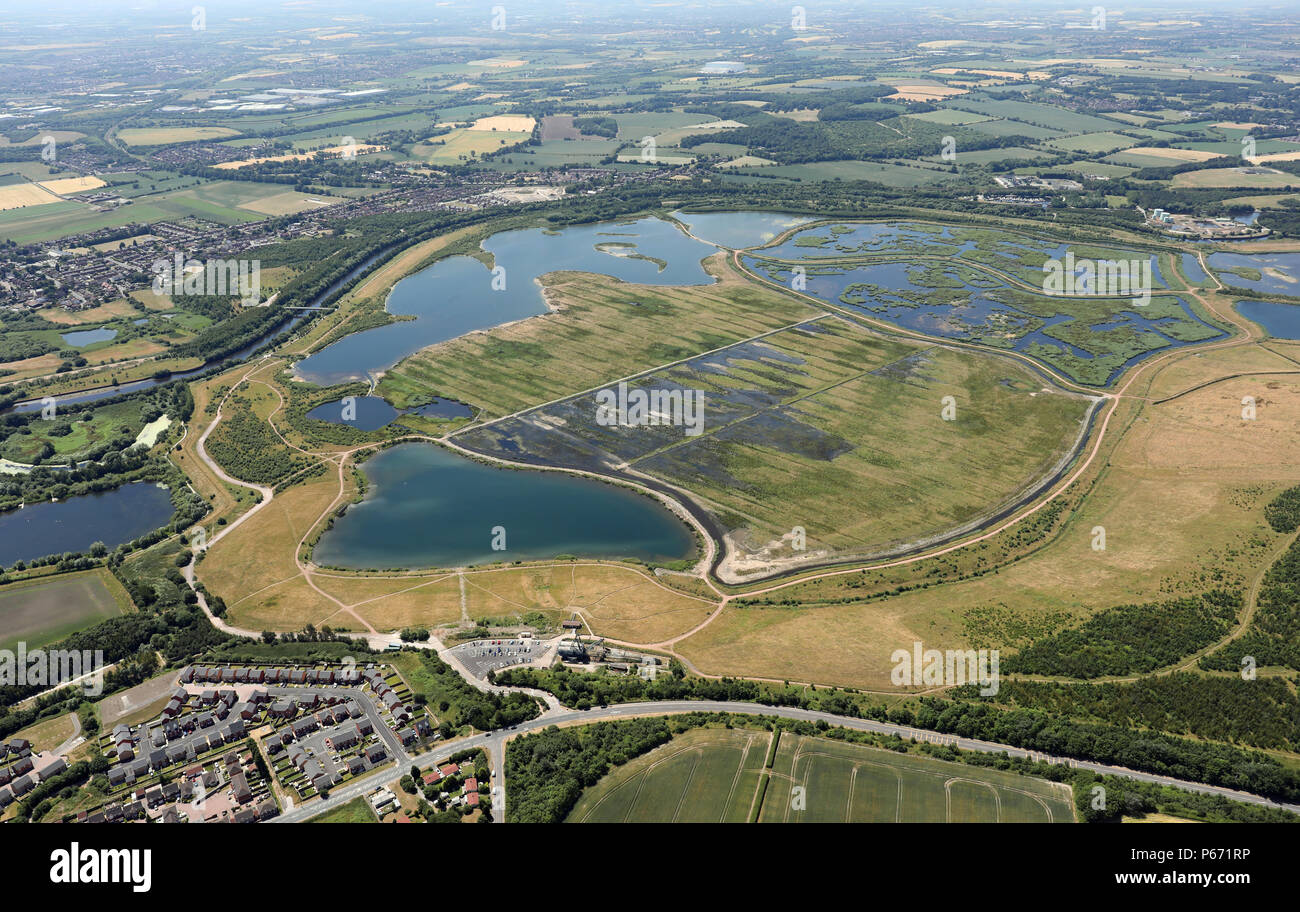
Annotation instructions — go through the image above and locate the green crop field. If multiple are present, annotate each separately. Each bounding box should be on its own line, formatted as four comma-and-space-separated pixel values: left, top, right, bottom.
0, 569, 132, 652
118, 126, 241, 146
737, 160, 956, 185
763, 733, 1074, 823
568, 729, 1076, 823
943, 99, 1126, 134
567, 728, 771, 823
962, 119, 1064, 140
1043, 132, 1139, 154
936, 146, 1053, 164
905, 109, 993, 126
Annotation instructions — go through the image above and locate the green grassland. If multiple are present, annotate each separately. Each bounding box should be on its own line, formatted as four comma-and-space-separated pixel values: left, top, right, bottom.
734, 160, 956, 186
905, 109, 994, 126
1056, 160, 1136, 178
942, 98, 1128, 134
0, 398, 145, 463
566, 727, 771, 822
935, 146, 1054, 164
378, 256, 816, 415
308, 796, 379, 823
455, 314, 1095, 567
568, 728, 1075, 823
1104, 149, 1205, 169
762, 733, 1075, 823
118, 126, 241, 146
1042, 132, 1140, 155
632, 321, 1094, 559
962, 119, 1065, 140
614, 112, 718, 140
1173, 168, 1300, 190
494, 139, 622, 169
0, 569, 132, 652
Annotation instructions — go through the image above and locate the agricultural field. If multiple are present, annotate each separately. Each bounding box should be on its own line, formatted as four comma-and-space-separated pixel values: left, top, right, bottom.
416, 127, 531, 164
212, 144, 384, 169
567, 728, 1075, 823
734, 160, 956, 186
1172, 168, 1299, 190
904, 109, 993, 126
0, 182, 61, 211
118, 126, 241, 146
962, 119, 1064, 140
941, 98, 1126, 133
0, 174, 349, 242
1042, 132, 1139, 155
492, 139, 621, 169
0, 569, 132, 652
146, 181, 341, 222
1106, 147, 1224, 168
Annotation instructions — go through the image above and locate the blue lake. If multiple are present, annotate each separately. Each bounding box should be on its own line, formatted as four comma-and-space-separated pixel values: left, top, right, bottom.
1236, 300, 1300, 339
670, 209, 813, 249
758, 222, 966, 259
0, 481, 174, 566
293, 216, 720, 386
306, 395, 473, 430
757, 222, 1169, 288
408, 397, 473, 419
59, 327, 117, 347
745, 255, 1221, 385
311, 443, 695, 570
306, 396, 401, 431
1208, 252, 1300, 295
1181, 253, 1209, 285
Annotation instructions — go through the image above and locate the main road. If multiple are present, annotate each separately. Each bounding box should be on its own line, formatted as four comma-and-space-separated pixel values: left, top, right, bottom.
272, 698, 1300, 823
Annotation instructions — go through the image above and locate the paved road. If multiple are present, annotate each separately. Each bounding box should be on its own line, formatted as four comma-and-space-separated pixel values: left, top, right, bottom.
273, 699, 1300, 822
51, 712, 83, 755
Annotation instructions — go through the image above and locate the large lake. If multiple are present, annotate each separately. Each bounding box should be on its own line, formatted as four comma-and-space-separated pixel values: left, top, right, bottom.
670, 209, 813, 249
1236, 300, 1300, 339
1208, 251, 1300, 295
311, 443, 695, 569
0, 481, 174, 566
293, 216, 720, 386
